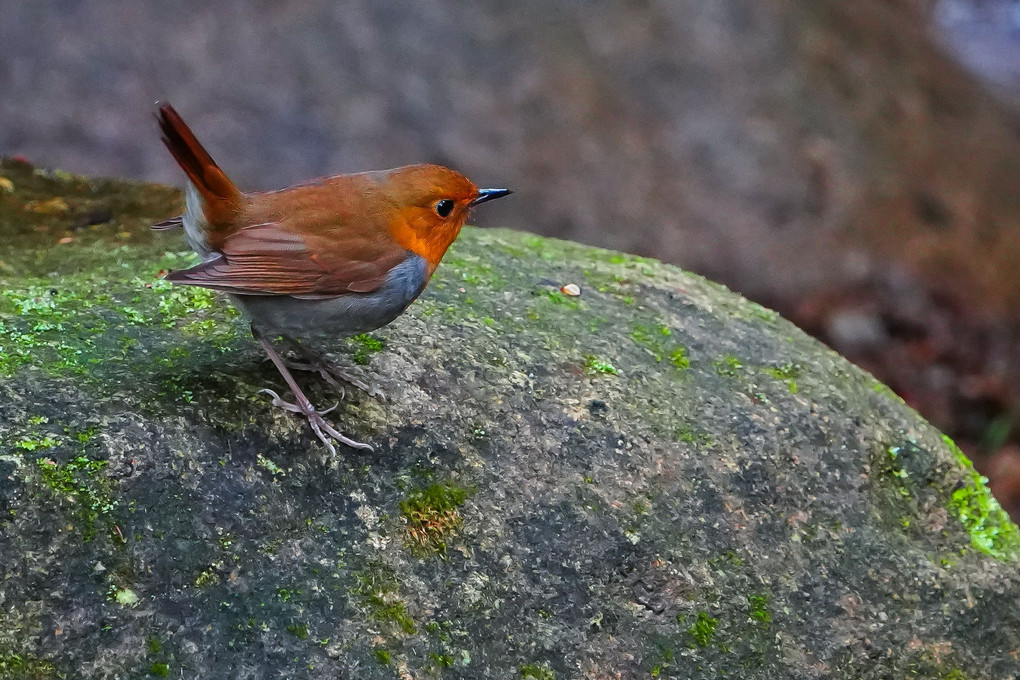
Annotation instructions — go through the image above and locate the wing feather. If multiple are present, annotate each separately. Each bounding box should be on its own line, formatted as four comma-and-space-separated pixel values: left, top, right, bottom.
165, 222, 408, 296
151, 216, 183, 230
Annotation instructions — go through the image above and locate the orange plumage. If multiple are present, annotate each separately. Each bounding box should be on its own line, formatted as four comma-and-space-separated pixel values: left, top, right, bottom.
154, 103, 510, 453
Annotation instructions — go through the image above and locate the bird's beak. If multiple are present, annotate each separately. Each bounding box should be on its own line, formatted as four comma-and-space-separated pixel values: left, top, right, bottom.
469, 188, 512, 207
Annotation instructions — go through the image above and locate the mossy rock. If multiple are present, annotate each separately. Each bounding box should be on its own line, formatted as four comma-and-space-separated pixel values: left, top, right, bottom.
1, 157, 1019, 678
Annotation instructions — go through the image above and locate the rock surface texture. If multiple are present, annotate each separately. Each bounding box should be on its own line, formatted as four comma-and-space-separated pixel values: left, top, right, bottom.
1, 160, 1019, 679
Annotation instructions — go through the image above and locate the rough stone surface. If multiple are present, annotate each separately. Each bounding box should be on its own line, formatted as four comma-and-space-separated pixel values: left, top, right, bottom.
2, 159, 1019, 679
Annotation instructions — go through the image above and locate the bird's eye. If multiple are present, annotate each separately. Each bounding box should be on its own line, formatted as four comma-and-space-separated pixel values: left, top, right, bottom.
434, 199, 455, 218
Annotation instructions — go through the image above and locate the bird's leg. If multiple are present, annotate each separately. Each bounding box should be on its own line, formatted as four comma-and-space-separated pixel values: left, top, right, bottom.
251, 324, 373, 454
281, 336, 387, 400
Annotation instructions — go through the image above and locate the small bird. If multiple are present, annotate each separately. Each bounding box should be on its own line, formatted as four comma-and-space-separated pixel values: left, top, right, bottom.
153, 103, 510, 453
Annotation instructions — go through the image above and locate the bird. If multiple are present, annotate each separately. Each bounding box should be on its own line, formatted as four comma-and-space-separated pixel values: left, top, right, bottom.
152, 103, 510, 453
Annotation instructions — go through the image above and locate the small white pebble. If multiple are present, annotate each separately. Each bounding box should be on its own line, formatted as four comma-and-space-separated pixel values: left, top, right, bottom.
561, 283, 581, 296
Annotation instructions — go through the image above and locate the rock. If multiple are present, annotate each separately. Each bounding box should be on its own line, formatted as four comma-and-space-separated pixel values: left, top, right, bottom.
826, 308, 888, 352
1, 159, 1019, 678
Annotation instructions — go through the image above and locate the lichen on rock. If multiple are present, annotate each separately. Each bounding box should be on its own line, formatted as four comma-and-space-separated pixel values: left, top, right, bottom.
2, 158, 1019, 678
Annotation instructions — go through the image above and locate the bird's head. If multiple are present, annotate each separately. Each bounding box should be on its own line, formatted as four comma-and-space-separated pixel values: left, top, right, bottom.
381, 164, 511, 269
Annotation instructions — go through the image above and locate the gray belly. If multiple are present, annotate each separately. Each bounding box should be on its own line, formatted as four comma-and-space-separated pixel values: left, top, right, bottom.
233, 253, 429, 340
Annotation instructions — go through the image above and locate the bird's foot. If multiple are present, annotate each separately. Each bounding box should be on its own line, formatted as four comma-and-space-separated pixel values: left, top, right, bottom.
259, 388, 374, 454
283, 358, 387, 401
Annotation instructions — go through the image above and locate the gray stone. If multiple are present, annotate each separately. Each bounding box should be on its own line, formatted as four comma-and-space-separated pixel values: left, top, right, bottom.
1, 159, 1018, 678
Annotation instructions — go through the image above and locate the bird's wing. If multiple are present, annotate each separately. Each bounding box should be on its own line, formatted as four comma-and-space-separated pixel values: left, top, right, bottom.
152, 216, 183, 230
164, 222, 409, 297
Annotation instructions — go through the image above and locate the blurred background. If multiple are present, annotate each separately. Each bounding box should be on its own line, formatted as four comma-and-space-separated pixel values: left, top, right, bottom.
4, 0, 1020, 515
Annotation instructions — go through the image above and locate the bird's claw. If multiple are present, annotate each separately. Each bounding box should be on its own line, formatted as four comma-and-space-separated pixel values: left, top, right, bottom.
258, 389, 302, 413
318, 366, 387, 401
283, 357, 385, 401
258, 389, 373, 453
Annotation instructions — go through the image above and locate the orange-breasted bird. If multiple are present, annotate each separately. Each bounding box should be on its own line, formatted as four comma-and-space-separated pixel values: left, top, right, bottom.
153, 103, 510, 453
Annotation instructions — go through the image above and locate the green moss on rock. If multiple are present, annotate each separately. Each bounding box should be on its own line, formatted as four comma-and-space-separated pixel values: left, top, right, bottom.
943, 435, 1020, 560
583, 355, 619, 375
349, 333, 386, 365
685, 611, 719, 648
748, 594, 772, 625
352, 568, 417, 635
0, 653, 57, 680
35, 455, 116, 540
399, 482, 472, 554
519, 662, 556, 680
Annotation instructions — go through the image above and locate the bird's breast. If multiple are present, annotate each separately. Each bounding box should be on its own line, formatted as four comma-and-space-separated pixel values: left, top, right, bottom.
234, 252, 429, 340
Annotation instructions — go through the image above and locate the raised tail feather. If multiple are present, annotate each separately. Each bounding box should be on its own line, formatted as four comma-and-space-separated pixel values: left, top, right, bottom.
156, 103, 242, 229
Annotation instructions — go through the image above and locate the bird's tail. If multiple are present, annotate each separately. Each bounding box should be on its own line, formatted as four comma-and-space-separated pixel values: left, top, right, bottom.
156, 102, 242, 231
